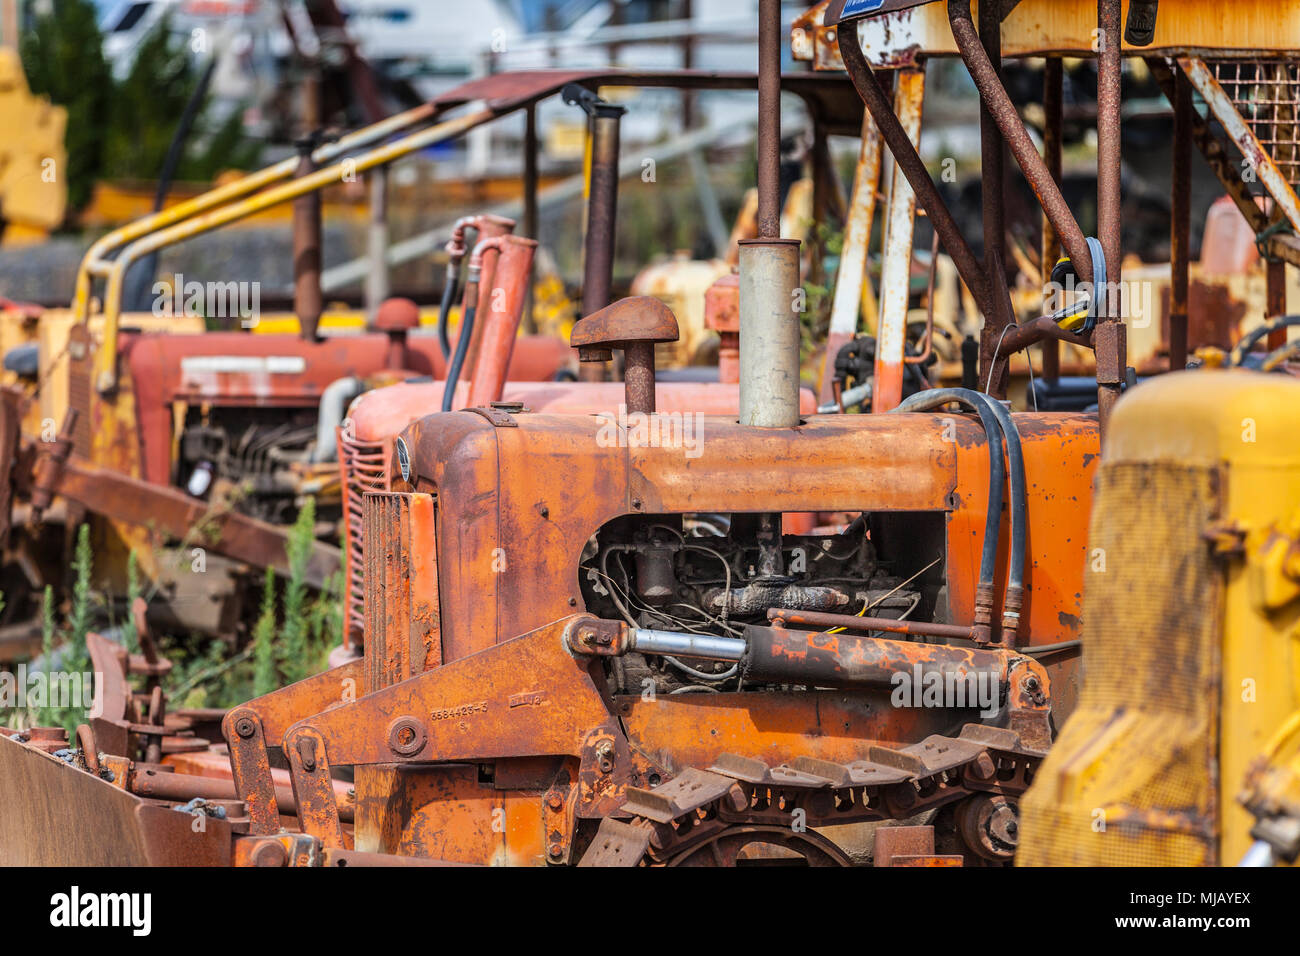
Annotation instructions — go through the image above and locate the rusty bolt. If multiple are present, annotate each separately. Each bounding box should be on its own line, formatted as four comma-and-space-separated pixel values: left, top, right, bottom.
547, 792, 565, 811
296, 736, 318, 772
971, 752, 997, 781
595, 740, 616, 773
250, 840, 288, 867
547, 844, 564, 860
234, 717, 256, 739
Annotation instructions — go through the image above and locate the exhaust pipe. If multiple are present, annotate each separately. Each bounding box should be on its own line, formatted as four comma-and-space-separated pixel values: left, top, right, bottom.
738, 0, 802, 429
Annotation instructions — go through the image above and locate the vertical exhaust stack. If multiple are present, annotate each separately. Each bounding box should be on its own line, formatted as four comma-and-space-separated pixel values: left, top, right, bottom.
739, 0, 801, 429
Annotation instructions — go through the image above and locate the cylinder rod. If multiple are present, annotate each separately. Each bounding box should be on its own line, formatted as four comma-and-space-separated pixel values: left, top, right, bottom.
631, 629, 746, 661
757, 0, 782, 238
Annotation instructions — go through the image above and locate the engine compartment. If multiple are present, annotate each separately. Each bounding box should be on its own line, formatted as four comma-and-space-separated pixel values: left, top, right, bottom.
579, 510, 948, 694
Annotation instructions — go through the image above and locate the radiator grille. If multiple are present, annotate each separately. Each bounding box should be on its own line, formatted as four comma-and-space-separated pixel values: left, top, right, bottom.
338, 431, 389, 647
1017, 461, 1223, 866
1209, 58, 1300, 193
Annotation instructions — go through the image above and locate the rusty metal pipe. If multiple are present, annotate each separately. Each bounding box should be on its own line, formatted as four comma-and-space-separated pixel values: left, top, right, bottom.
1170, 65, 1192, 370
292, 142, 323, 341
1095, 0, 1125, 427
757, 0, 782, 239
466, 235, 539, 407
1041, 57, 1064, 384
995, 314, 1092, 358
835, 23, 991, 320
742, 624, 1005, 691
580, 102, 625, 382
767, 608, 976, 642
947, 0, 1093, 287
130, 768, 354, 823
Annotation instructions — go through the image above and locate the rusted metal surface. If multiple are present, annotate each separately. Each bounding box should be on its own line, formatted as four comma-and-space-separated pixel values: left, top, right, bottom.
1041, 56, 1063, 383
578, 93, 626, 383
292, 142, 323, 341
27, 416, 341, 588
1183, 56, 1300, 235
465, 236, 538, 408
835, 19, 992, 322
872, 67, 924, 413
948, 0, 1092, 287
1208, 57, 1300, 195
1171, 64, 1193, 370
572, 296, 680, 414
768, 608, 976, 641
1096, 0, 1123, 432
979, 0, 1007, 368
757, 0, 782, 239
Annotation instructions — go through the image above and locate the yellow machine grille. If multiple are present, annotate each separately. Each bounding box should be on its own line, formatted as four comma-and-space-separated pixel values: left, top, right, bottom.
1018, 461, 1224, 866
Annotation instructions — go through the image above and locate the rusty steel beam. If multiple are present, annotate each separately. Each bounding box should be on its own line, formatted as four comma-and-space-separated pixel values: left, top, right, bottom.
1171, 64, 1192, 370
50, 455, 340, 589
1180, 56, 1300, 236
978, 0, 1013, 398
757, 0, 783, 239
1094, 0, 1125, 429
1147, 57, 1269, 234
835, 21, 992, 322
1041, 56, 1064, 384
948, 0, 1093, 286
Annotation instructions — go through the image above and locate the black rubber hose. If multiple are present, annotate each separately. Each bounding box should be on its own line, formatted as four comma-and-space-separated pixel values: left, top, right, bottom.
436, 263, 461, 361
442, 302, 476, 412
971, 392, 1027, 599
894, 388, 1005, 599
1229, 314, 1300, 367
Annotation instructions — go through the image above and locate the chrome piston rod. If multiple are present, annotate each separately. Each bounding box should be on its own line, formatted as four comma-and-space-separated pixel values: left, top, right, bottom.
629, 629, 746, 662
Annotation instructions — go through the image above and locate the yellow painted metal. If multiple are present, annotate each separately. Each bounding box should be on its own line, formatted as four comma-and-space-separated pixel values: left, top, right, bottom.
0, 50, 66, 241
800, 0, 1300, 68
34, 309, 204, 428
69, 102, 438, 326
1019, 370, 1300, 866
90, 109, 493, 394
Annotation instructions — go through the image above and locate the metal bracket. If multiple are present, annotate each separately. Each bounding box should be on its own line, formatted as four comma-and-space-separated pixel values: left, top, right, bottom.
284, 726, 348, 849
223, 707, 281, 835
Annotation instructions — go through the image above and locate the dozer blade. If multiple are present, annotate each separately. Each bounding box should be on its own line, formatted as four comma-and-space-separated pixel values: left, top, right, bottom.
0, 734, 232, 866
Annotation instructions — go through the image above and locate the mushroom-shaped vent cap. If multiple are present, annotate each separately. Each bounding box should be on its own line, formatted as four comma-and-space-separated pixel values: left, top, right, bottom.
373, 297, 421, 332
570, 296, 680, 363
827, 0, 941, 27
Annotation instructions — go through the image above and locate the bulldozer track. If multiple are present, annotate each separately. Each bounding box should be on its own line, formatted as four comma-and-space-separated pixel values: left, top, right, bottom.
579, 723, 1044, 866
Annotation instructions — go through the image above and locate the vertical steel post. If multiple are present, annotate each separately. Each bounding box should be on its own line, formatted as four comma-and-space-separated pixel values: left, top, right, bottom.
977, 0, 1011, 398
1170, 65, 1192, 371
757, 0, 782, 240
292, 141, 323, 342
365, 166, 389, 319
579, 100, 626, 381
1095, 0, 1126, 428
1042, 57, 1064, 384
522, 103, 539, 334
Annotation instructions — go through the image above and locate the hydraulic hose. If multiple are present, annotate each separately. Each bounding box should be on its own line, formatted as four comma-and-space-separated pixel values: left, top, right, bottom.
436, 262, 461, 361
442, 298, 477, 413
970, 392, 1027, 644
1229, 315, 1300, 367
894, 388, 1005, 644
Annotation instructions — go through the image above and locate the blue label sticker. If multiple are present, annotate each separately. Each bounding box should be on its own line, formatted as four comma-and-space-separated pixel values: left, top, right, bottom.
841, 0, 887, 15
